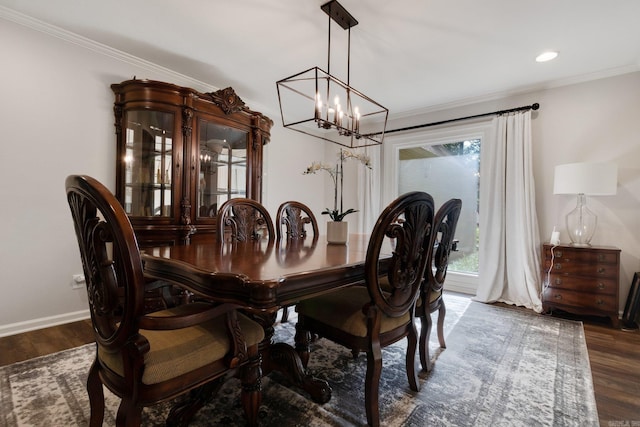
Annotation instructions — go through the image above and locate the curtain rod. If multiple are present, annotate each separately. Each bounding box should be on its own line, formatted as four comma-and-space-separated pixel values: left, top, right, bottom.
379, 102, 540, 136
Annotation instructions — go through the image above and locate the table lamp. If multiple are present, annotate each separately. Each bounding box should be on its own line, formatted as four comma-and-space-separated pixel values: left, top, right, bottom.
553, 161, 617, 247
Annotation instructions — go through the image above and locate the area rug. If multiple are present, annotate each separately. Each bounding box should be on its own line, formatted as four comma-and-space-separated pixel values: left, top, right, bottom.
0, 295, 598, 426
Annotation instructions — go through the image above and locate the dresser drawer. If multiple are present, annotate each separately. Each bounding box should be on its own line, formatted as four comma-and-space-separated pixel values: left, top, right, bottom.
542, 288, 617, 313
543, 247, 618, 264
542, 260, 618, 278
546, 275, 617, 295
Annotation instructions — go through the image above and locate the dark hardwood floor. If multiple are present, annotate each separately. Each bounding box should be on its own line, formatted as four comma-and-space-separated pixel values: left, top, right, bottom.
1, 306, 638, 426
582, 321, 640, 424
0, 319, 94, 366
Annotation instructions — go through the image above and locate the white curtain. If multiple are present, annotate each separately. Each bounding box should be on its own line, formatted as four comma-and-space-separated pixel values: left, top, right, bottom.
356, 145, 382, 234
474, 111, 543, 312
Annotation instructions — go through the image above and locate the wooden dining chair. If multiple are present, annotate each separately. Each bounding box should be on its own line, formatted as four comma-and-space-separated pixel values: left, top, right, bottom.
65, 175, 264, 427
294, 191, 435, 427
276, 201, 319, 322
275, 200, 319, 242
418, 198, 462, 372
217, 197, 275, 242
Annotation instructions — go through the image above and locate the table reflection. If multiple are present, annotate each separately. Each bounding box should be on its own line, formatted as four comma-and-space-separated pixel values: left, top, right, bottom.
276, 238, 318, 267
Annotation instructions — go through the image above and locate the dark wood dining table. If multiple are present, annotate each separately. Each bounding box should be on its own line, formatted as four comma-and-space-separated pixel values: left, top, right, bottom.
142, 233, 389, 404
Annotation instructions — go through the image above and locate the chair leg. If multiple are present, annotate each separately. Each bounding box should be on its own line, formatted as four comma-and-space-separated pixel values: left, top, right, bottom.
365, 345, 383, 427
116, 397, 142, 427
280, 306, 290, 322
241, 351, 262, 427
406, 321, 420, 392
437, 301, 446, 349
419, 309, 433, 372
86, 358, 105, 427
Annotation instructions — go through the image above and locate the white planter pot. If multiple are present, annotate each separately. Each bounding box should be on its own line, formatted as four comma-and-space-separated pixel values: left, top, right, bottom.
327, 221, 348, 245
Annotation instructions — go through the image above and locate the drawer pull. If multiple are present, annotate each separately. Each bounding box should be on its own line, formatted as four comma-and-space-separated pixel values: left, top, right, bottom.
597, 267, 606, 274
597, 254, 605, 261
554, 278, 563, 285
597, 282, 605, 289
554, 294, 563, 300
555, 250, 563, 258
554, 263, 562, 270
596, 299, 604, 305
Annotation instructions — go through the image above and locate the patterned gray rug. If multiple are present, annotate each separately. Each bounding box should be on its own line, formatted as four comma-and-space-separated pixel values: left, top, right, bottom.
0, 295, 598, 426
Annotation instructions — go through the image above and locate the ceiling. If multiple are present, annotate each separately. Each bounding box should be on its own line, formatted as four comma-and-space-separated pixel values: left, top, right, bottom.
3, 0, 640, 119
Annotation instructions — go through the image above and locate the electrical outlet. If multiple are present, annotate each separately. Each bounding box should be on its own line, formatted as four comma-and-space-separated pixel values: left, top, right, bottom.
71, 274, 85, 289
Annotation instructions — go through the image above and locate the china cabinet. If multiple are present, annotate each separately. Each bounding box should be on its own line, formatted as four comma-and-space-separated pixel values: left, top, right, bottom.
112, 79, 272, 246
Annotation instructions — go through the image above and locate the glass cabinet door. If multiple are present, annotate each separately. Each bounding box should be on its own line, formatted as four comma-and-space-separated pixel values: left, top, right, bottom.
197, 120, 248, 218
113, 80, 271, 245
123, 110, 173, 217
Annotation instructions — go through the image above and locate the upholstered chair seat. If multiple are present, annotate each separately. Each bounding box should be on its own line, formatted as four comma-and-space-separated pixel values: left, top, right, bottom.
100, 303, 264, 385
295, 287, 411, 338
414, 288, 442, 309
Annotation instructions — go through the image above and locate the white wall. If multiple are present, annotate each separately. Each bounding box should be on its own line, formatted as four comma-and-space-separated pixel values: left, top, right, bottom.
1, 13, 639, 335
0, 16, 325, 335
385, 71, 640, 311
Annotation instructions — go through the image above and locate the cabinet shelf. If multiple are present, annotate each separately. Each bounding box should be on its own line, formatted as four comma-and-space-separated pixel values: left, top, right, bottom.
125, 183, 172, 189
206, 189, 245, 196
125, 142, 173, 153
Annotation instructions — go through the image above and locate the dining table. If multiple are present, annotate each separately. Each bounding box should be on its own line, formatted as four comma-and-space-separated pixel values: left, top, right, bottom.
141, 233, 390, 408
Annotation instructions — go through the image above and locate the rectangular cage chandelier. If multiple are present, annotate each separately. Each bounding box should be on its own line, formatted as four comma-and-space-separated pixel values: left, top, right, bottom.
276, 0, 388, 148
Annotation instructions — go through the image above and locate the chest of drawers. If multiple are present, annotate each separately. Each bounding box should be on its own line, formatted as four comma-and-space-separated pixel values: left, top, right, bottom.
541, 243, 620, 327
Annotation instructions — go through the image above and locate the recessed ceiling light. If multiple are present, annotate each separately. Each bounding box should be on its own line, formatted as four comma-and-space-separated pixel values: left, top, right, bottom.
536, 51, 559, 62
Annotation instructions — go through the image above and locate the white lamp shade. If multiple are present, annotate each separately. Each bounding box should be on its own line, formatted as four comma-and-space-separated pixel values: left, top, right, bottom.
553, 162, 618, 195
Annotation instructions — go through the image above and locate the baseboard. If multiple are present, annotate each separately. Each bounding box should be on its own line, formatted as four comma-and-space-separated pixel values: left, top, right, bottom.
445, 273, 478, 296
447, 283, 476, 295
0, 309, 91, 338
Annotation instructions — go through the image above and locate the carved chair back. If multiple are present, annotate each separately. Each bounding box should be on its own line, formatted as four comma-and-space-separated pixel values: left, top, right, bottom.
275, 201, 318, 322
366, 191, 435, 317
418, 198, 462, 372
275, 200, 319, 242
426, 198, 462, 296
66, 175, 146, 349
216, 198, 275, 243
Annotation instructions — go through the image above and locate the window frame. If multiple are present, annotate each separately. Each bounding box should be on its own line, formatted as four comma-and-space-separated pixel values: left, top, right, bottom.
382, 121, 492, 294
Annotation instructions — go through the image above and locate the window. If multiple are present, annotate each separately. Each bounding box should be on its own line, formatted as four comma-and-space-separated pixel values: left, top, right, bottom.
383, 123, 490, 294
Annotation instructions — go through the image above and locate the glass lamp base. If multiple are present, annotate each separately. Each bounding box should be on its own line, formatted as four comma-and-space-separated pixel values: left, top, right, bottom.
569, 241, 592, 248
566, 194, 597, 247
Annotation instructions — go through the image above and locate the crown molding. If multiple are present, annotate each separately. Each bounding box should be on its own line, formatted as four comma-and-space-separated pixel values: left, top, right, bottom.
392, 64, 640, 120
0, 5, 219, 93
3, 5, 638, 124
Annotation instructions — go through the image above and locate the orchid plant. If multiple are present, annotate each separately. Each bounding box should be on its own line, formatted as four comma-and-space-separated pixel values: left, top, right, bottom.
303, 149, 372, 222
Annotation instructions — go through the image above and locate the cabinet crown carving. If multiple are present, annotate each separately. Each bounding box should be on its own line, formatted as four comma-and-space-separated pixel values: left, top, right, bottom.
207, 87, 246, 115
